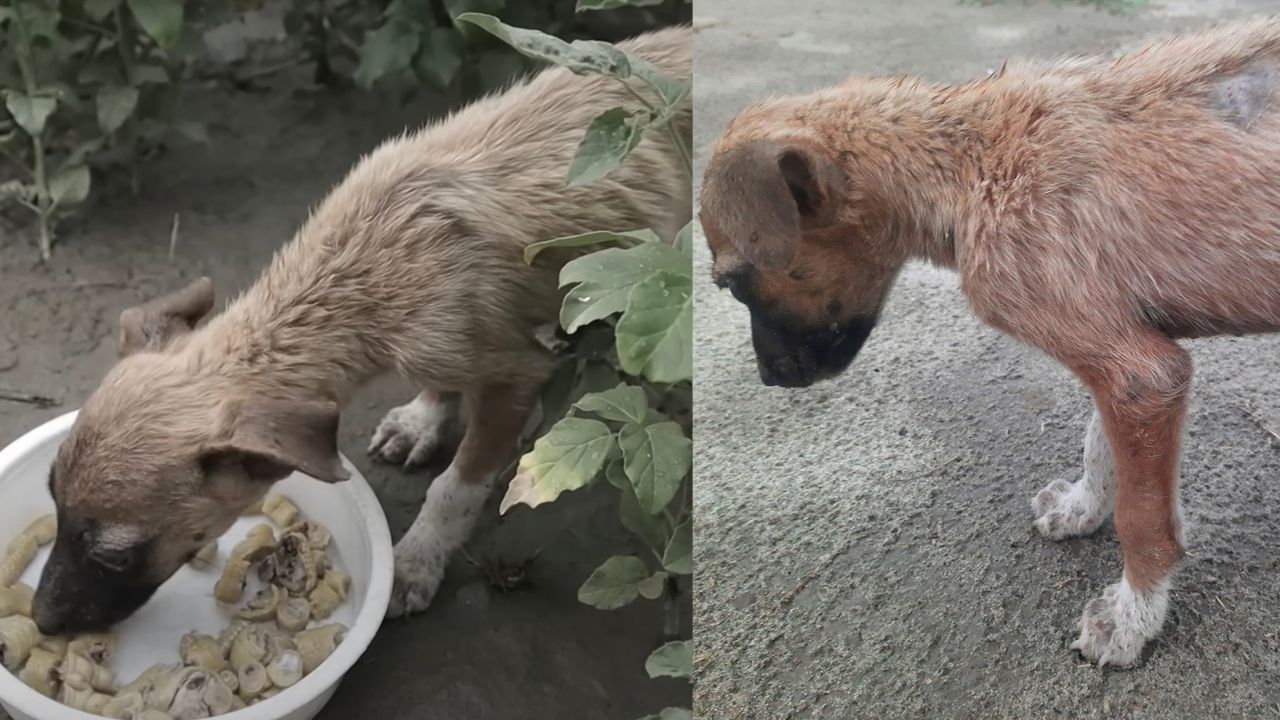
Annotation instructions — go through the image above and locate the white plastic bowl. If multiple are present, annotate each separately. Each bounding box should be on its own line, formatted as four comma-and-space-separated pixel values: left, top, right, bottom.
0, 411, 393, 720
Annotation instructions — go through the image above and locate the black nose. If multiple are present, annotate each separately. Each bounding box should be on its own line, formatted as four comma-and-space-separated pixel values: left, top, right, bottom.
757, 357, 813, 388
33, 604, 66, 636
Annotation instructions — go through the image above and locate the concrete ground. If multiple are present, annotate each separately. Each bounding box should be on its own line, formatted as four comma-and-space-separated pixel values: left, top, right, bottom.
693, 0, 1280, 718
0, 36, 686, 720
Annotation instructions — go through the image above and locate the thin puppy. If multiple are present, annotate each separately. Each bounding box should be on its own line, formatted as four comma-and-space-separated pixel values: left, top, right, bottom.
700, 17, 1280, 667
33, 25, 691, 634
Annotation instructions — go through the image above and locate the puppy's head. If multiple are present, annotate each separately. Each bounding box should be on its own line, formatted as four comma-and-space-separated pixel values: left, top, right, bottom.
701, 138, 904, 388
34, 278, 350, 635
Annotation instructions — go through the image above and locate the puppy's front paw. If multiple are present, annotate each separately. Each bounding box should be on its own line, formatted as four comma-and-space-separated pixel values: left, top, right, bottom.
1032, 478, 1107, 540
1070, 579, 1168, 668
368, 399, 452, 469
386, 538, 446, 618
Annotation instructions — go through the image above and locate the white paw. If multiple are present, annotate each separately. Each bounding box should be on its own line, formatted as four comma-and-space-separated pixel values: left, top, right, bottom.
1070, 578, 1168, 668
386, 535, 447, 618
368, 397, 454, 468
1032, 478, 1108, 540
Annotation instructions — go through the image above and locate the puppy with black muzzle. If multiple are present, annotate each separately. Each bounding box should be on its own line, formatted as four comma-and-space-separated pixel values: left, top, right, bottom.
33, 26, 691, 636
701, 17, 1280, 668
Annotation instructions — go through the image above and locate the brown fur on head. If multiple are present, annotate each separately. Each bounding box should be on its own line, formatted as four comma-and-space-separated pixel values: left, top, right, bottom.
700, 134, 902, 387
34, 278, 348, 636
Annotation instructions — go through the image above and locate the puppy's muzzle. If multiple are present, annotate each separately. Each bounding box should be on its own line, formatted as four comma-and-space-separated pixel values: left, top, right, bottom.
752, 314, 876, 388
33, 545, 161, 635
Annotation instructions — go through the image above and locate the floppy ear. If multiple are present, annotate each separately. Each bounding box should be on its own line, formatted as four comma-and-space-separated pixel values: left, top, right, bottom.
701, 140, 844, 269
203, 398, 350, 491
119, 277, 216, 357
777, 146, 843, 226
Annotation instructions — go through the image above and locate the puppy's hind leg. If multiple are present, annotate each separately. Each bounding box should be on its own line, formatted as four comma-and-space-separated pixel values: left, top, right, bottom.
368, 389, 462, 469
387, 382, 538, 617
1032, 407, 1115, 540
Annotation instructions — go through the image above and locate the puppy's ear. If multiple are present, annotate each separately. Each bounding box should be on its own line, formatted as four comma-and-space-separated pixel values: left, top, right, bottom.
701, 140, 844, 269
203, 398, 350, 495
119, 277, 216, 357
777, 145, 843, 226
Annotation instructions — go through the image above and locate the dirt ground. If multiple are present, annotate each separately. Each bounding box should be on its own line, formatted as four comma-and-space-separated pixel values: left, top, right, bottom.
694, 0, 1280, 718
0, 51, 686, 720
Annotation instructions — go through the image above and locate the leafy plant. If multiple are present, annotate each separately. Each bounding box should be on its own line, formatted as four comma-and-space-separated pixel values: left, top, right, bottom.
460, 3, 692, 717
0, 0, 201, 260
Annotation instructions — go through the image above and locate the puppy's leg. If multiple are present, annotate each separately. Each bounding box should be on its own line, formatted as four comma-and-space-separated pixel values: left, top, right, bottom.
1066, 336, 1189, 668
387, 382, 538, 617
1032, 408, 1115, 539
368, 389, 462, 468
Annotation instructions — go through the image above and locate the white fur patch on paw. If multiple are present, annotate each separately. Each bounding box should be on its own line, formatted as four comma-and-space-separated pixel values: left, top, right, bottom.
1070, 577, 1169, 668
1032, 478, 1108, 540
368, 395, 455, 469
387, 540, 447, 618
385, 468, 493, 618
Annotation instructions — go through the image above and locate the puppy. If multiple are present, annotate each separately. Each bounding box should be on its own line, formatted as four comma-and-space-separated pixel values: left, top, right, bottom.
33, 25, 691, 635
700, 17, 1280, 667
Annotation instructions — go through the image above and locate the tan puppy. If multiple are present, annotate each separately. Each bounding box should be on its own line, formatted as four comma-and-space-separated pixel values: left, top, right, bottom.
700, 17, 1280, 667
34, 25, 691, 634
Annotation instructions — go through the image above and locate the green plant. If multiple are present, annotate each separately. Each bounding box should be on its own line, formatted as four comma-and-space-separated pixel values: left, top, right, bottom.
0, 0, 202, 260
458, 4, 691, 717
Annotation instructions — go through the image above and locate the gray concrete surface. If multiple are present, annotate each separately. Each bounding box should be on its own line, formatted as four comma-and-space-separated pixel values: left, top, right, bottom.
693, 1, 1280, 718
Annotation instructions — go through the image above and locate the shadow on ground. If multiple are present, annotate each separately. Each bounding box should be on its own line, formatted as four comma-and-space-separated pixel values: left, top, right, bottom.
694, 0, 1280, 718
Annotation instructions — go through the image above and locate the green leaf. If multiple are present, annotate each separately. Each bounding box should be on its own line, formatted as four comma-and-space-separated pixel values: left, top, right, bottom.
604, 458, 628, 490
618, 472, 669, 552
575, 383, 648, 424
559, 242, 688, 332
127, 0, 184, 48
12, 5, 59, 42
577, 555, 650, 609
616, 271, 692, 382
63, 138, 105, 168
499, 417, 614, 513
645, 641, 692, 679
577, 0, 666, 9
96, 85, 139, 134
640, 709, 693, 720
456, 13, 630, 78
414, 27, 464, 89
631, 58, 690, 109
619, 420, 691, 515
84, 0, 122, 21
524, 228, 656, 265
355, 19, 422, 89
0, 180, 32, 203
637, 571, 667, 600
662, 518, 691, 574
674, 220, 692, 254
3, 91, 57, 136
567, 107, 648, 187
49, 165, 91, 208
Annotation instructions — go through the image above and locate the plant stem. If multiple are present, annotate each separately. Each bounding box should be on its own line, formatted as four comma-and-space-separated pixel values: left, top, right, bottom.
662, 576, 681, 639
115, 8, 136, 82
31, 135, 51, 260
621, 82, 692, 179
667, 124, 692, 178
9, 1, 53, 261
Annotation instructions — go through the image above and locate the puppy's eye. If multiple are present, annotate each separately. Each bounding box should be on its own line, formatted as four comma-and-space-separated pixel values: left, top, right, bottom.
89, 547, 135, 573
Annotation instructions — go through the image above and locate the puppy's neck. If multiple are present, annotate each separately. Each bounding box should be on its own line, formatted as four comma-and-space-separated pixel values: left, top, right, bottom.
183, 200, 454, 403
